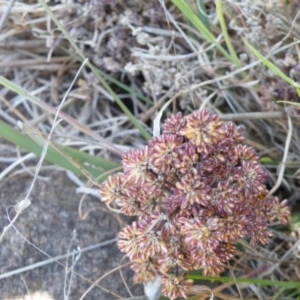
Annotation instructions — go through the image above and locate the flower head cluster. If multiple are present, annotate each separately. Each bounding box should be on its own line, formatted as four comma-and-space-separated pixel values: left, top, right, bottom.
99, 109, 290, 299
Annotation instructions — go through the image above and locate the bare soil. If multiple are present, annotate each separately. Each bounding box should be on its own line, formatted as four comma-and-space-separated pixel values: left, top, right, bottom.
0, 166, 143, 300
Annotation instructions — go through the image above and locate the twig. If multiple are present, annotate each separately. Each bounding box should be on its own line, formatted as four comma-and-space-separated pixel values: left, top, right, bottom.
119, 256, 134, 298
219, 111, 284, 121
79, 261, 131, 300
0, 59, 88, 243
268, 113, 292, 196
0, 0, 17, 33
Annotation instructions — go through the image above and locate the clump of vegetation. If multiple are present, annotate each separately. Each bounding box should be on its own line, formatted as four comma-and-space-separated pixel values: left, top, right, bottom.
260, 54, 300, 111
1, 0, 300, 299
60, 0, 168, 72
99, 109, 290, 299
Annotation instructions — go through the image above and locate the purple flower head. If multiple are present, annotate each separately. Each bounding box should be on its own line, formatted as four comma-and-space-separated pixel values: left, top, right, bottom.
99, 109, 290, 298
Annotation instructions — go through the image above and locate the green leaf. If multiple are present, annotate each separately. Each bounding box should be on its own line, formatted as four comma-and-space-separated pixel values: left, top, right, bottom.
277, 100, 300, 107
0, 120, 120, 181
185, 274, 300, 288
244, 39, 300, 97
195, 0, 210, 32
172, 0, 233, 62
215, 0, 242, 69
259, 157, 277, 164
61, 46, 153, 105
0, 75, 123, 157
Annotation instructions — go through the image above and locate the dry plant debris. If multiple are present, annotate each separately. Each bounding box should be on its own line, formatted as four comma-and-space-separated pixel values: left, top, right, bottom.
260, 54, 300, 111
0, 0, 300, 299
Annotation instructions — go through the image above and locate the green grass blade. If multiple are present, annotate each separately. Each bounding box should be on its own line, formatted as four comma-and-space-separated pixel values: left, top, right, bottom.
185, 274, 300, 288
278, 100, 300, 107
244, 39, 300, 96
215, 0, 241, 69
196, 0, 210, 32
60, 46, 153, 105
286, 288, 300, 298
22, 123, 120, 171
272, 287, 287, 300
172, 0, 233, 62
38, 0, 151, 141
28, 130, 120, 171
0, 75, 123, 156
56, 144, 120, 171
259, 157, 278, 165
96, 68, 153, 105
0, 120, 120, 181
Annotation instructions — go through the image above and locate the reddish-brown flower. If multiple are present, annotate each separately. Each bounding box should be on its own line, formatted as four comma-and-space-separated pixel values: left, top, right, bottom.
190, 246, 222, 270
207, 181, 240, 215
202, 264, 226, 276
163, 112, 186, 135
180, 109, 225, 148
174, 143, 199, 174
117, 185, 143, 216
215, 242, 236, 262
223, 122, 245, 143
235, 144, 259, 162
140, 230, 168, 258
260, 197, 290, 224
234, 161, 268, 197
99, 109, 290, 299
158, 251, 192, 273
138, 184, 166, 214
175, 171, 210, 208
218, 215, 249, 242
149, 134, 183, 173
180, 217, 222, 251
118, 222, 143, 260
122, 146, 151, 182
161, 274, 193, 300
131, 258, 159, 283
99, 172, 126, 204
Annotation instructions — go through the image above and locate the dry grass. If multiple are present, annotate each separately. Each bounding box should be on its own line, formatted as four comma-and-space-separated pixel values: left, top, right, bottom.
0, 0, 300, 299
